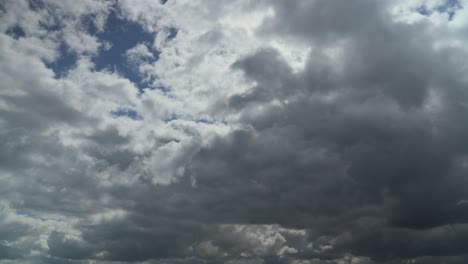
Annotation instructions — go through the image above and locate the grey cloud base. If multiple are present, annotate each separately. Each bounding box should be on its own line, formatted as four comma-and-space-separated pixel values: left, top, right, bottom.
1, 0, 468, 263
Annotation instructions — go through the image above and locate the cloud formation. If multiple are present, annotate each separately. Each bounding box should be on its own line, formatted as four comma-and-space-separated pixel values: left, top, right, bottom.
2, 0, 468, 263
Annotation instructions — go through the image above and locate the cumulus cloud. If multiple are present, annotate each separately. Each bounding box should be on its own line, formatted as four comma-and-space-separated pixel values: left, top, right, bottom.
2, 0, 468, 263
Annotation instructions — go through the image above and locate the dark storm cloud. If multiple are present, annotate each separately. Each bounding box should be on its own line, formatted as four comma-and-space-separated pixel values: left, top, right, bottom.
229, 48, 298, 109
330, 223, 468, 261
201, 0, 468, 261
261, 0, 383, 43
0, 242, 24, 260
47, 231, 95, 261
261, 0, 442, 107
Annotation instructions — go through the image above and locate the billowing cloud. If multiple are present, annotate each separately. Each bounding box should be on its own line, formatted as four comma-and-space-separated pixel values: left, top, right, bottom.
2, 0, 468, 263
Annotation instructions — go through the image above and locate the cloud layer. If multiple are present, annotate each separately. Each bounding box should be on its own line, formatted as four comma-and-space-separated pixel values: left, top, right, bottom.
2, 0, 468, 263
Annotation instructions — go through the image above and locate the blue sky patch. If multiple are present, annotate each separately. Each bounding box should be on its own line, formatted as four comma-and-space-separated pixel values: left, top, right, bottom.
163, 113, 179, 123
16, 210, 41, 220
27, 0, 46, 11
111, 108, 142, 120
5, 25, 26, 39
417, 0, 462, 20
16, 210, 62, 222
46, 44, 78, 78
32, 4, 179, 89
167, 27, 178, 40
90, 10, 158, 90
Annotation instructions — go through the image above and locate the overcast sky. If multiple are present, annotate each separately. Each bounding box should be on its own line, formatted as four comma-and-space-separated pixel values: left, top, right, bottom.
2, 0, 468, 263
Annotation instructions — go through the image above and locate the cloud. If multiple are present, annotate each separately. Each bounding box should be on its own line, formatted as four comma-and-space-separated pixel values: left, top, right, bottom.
2, 0, 468, 263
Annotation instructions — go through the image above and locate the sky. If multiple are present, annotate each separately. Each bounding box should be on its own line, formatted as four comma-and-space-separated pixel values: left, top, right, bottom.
2, 0, 468, 263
